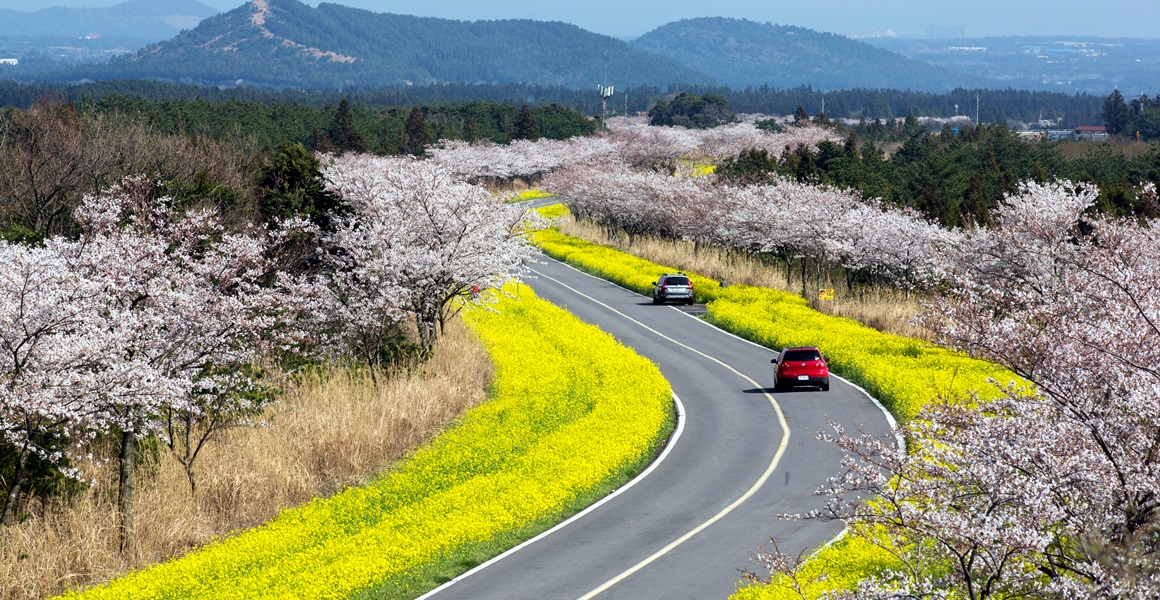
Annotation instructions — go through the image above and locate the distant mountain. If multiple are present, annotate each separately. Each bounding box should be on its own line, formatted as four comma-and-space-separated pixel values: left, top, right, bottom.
0, 0, 218, 42
632, 18, 988, 92
57, 0, 713, 89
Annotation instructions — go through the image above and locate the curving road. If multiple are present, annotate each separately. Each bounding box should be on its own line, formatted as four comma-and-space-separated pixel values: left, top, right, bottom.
422, 254, 896, 600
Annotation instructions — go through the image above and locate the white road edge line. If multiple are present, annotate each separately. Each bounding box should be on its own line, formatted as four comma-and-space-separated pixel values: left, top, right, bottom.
414, 398, 687, 596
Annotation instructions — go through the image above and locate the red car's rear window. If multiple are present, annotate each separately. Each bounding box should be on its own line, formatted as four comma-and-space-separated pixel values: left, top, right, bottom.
784, 349, 822, 362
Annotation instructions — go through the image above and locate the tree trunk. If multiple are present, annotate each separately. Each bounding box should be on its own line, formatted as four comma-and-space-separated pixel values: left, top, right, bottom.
180, 412, 200, 508
416, 311, 437, 354
185, 463, 198, 510
0, 442, 29, 527
800, 256, 808, 298
118, 429, 136, 554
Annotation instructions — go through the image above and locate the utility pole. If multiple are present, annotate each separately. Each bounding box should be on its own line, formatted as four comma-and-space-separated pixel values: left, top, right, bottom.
976, 92, 980, 124
598, 84, 614, 131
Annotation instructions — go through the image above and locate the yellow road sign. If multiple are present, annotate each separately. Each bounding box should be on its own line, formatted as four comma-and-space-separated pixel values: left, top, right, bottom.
818, 288, 834, 301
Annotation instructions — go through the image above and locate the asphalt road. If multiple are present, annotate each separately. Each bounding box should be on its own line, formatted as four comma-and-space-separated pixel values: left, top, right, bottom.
422, 254, 897, 600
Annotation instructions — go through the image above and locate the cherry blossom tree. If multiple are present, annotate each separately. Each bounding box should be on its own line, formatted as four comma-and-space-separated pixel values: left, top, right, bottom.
0, 176, 320, 547
755, 181, 1160, 598
426, 137, 620, 187
0, 240, 141, 527
830, 202, 958, 295
544, 160, 692, 243
323, 154, 538, 353
3, 149, 546, 545
70, 178, 318, 548
425, 117, 843, 189
602, 116, 841, 165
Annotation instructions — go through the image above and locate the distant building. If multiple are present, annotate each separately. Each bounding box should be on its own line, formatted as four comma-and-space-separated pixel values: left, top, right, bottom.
848, 28, 898, 39
1075, 125, 1109, 140
0, 58, 17, 66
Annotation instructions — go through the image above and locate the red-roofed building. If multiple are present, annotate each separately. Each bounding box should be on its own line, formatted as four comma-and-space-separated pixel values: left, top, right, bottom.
1074, 125, 1109, 140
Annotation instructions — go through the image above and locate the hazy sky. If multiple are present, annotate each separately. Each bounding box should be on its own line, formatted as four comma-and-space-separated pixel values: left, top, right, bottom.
2, 0, 1158, 40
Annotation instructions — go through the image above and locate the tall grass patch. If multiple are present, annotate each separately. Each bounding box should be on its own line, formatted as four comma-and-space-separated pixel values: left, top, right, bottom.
4, 322, 491, 600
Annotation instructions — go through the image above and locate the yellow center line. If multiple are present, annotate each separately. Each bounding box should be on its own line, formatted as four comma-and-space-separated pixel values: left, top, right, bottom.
526, 267, 791, 599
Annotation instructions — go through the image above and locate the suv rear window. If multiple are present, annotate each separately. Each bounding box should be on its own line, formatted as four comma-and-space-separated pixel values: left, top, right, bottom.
663, 276, 690, 286
784, 350, 822, 362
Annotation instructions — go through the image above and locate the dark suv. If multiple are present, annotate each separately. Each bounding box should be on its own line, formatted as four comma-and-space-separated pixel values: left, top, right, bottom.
772, 346, 830, 391
651, 274, 694, 305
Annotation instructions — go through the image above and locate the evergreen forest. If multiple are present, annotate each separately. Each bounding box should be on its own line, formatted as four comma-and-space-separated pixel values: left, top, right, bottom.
0, 80, 1113, 129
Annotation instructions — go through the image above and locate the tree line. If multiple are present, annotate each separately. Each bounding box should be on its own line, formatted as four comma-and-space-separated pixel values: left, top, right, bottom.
76, 95, 592, 154
1102, 88, 1160, 140
0, 79, 1113, 127
721, 120, 1160, 228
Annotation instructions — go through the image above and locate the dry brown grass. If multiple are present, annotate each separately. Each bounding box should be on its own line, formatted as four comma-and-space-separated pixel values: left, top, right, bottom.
557, 217, 929, 339
0, 320, 491, 600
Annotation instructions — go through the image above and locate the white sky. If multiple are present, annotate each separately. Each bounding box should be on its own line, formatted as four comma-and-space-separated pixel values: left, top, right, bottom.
1, 0, 1158, 40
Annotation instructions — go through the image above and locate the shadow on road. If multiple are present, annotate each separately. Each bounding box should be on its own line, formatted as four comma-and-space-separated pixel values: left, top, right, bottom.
743, 387, 825, 394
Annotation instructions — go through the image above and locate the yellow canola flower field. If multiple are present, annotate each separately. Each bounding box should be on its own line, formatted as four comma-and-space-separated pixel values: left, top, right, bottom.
64, 285, 674, 600
731, 529, 907, 600
509, 189, 555, 202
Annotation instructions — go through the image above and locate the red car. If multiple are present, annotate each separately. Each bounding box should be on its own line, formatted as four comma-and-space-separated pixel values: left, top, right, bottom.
772, 346, 830, 392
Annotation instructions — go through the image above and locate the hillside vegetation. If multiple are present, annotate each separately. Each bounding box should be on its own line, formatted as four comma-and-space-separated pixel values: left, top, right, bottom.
632, 18, 986, 92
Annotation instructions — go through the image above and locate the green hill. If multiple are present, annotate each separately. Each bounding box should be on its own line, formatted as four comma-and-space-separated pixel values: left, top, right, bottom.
632, 17, 988, 92
59, 0, 713, 89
